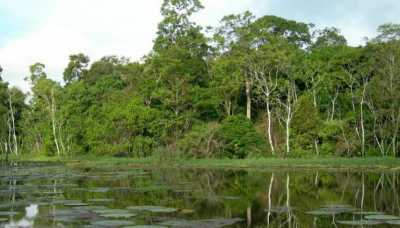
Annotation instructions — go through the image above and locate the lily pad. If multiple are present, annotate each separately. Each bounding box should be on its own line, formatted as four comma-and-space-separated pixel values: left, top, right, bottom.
64, 202, 89, 207
127, 206, 177, 213
338, 220, 383, 225
100, 213, 137, 218
159, 218, 243, 227
0, 211, 19, 216
307, 206, 355, 216
386, 220, 400, 225
124, 226, 167, 228
91, 220, 136, 227
93, 209, 131, 215
87, 187, 110, 193
265, 206, 295, 214
353, 211, 385, 215
365, 214, 400, 220
88, 199, 114, 203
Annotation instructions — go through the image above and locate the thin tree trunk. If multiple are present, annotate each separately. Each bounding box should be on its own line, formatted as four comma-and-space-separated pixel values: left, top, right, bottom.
330, 89, 339, 121
245, 78, 251, 120
8, 92, 18, 156
286, 101, 291, 155
360, 84, 366, 157
50, 89, 61, 157
266, 101, 275, 155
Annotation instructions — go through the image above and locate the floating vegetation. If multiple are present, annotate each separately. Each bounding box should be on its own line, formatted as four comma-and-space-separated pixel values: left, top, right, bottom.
364, 214, 400, 220
100, 212, 137, 219
159, 218, 243, 227
91, 220, 136, 227
307, 205, 356, 216
93, 208, 129, 213
88, 199, 114, 203
352, 211, 385, 215
49, 208, 96, 223
64, 202, 89, 207
127, 206, 177, 213
265, 206, 295, 214
123, 226, 167, 228
87, 187, 110, 193
337, 220, 383, 225
386, 220, 400, 225
0, 211, 19, 216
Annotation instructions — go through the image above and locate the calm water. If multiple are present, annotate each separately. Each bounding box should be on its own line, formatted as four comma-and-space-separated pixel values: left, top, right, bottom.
0, 162, 399, 227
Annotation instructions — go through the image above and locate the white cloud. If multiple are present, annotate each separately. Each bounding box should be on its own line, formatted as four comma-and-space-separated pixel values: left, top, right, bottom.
0, 0, 266, 92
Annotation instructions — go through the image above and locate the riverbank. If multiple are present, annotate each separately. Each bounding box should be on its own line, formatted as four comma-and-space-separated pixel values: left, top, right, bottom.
3, 155, 400, 171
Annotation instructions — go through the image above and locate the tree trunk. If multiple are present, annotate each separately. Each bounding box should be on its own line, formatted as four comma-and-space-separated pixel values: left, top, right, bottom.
245, 78, 251, 120
286, 102, 291, 155
266, 101, 275, 155
330, 89, 339, 121
50, 89, 61, 157
8, 92, 18, 156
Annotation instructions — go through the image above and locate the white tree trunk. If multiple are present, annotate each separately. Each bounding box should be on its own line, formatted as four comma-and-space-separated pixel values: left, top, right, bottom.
8, 92, 18, 156
245, 78, 251, 120
50, 89, 61, 157
330, 89, 339, 121
266, 101, 275, 155
286, 100, 292, 155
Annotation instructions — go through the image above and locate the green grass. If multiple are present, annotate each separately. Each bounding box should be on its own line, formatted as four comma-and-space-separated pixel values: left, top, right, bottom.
3, 154, 400, 171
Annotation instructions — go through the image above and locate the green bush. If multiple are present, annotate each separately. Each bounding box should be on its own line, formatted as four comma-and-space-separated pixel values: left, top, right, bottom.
217, 115, 266, 158
177, 123, 221, 158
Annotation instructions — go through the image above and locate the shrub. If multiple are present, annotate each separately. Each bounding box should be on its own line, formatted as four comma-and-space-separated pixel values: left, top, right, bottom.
177, 123, 222, 158
217, 115, 266, 158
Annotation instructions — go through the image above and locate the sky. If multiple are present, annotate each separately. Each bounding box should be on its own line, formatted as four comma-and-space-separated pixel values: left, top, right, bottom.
0, 0, 399, 92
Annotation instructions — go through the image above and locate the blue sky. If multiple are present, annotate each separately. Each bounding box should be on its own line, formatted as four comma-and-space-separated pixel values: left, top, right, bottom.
0, 0, 399, 91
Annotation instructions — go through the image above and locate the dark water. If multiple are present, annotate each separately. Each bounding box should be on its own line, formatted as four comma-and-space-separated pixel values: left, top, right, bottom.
0, 162, 399, 227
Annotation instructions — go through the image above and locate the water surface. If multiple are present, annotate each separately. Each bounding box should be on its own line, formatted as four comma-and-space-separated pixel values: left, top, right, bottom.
0, 162, 399, 227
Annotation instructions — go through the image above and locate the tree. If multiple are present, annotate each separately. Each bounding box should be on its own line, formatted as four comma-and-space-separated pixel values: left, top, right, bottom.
374, 23, 400, 42
63, 53, 90, 84
25, 63, 64, 156
312, 27, 347, 48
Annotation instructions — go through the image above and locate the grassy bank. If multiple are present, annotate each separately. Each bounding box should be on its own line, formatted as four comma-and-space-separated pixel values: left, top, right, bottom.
3, 155, 400, 171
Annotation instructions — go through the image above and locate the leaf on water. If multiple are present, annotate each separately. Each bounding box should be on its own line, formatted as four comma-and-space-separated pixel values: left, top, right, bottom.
91, 220, 136, 227
64, 202, 89, 207
88, 199, 114, 203
123, 226, 168, 228
352, 211, 385, 215
0, 211, 19, 216
307, 205, 356, 216
93, 209, 131, 215
87, 187, 110, 193
364, 214, 400, 220
338, 220, 383, 225
386, 220, 400, 225
127, 206, 177, 213
265, 206, 295, 214
100, 213, 137, 218
159, 218, 243, 227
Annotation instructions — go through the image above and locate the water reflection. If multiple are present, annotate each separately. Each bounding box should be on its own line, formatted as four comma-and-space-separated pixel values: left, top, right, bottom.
4, 204, 38, 228
0, 162, 399, 227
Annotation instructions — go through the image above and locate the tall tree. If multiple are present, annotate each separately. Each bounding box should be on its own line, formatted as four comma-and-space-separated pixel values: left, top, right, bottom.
63, 53, 90, 84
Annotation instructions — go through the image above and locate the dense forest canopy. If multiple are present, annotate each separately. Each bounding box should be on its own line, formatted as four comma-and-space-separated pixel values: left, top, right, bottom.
0, 0, 399, 159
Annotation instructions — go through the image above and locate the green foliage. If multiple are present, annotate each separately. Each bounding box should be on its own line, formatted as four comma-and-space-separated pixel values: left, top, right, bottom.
2, 2, 399, 160
178, 123, 221, 158
292, 95, 322, 156
218, 115, 266, 158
